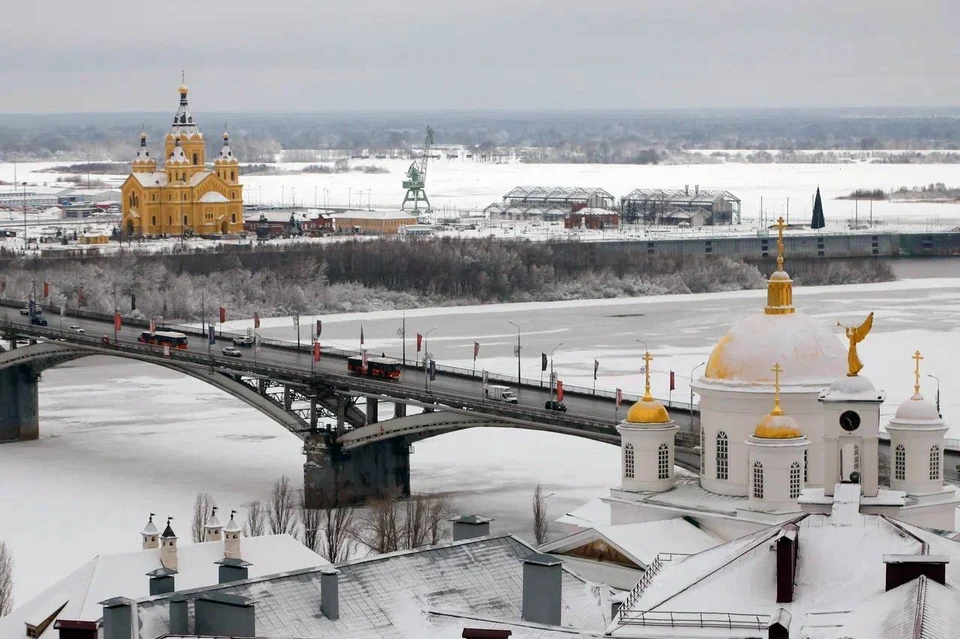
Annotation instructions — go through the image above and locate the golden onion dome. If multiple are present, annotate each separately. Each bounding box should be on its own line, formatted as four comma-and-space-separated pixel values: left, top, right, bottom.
179, 84, 189, 95
753, 412, 803, 439
626, 397, 671, 424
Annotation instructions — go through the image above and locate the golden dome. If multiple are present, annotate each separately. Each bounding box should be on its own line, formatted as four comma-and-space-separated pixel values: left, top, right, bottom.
753, 413, 803, 439
179, 84, 189, 95
626, 397, 671, 424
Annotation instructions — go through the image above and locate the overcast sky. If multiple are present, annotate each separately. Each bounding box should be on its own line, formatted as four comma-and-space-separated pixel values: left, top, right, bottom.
2, 0, 958, 113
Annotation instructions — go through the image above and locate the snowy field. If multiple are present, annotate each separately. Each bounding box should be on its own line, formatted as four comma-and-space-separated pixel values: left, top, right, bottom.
3, 159, 960, 226
2, 264, 960, 603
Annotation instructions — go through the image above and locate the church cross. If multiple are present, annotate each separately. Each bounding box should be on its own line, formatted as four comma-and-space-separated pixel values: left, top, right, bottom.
642, 351, 654, 400
181, 69, 185, 84
775, 216, 786, 271
771, 362, 783, 414
913, 350, 923, 395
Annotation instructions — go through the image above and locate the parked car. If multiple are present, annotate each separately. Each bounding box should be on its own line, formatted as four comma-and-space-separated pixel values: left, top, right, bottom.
544, 400, 567, 412
222, 346, 242, 358
69, 325, 85, 334
232, 335, 255, 347
30, 316, 48, 326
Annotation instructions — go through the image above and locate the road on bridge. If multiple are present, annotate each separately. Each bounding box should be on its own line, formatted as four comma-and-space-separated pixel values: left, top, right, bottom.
0, 305, 690, 431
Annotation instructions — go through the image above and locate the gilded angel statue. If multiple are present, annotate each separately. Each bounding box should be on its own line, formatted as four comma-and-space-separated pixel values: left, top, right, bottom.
838, 312, 874, 377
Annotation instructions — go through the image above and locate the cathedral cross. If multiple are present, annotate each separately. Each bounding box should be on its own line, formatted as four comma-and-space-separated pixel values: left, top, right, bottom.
775, 216, 786, 271
771, 362, 783, 415
642, 351, 654, 400
913, 350, 923, 395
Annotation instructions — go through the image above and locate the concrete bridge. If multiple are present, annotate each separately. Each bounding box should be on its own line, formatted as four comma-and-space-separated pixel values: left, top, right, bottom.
0, 308, 699, 504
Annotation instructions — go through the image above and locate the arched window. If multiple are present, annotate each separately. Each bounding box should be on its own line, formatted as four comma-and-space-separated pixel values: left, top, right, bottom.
231, 213, 237, 223
183, 193, 187, 201
624, 444, 635, 479
151, 216, 156, 226
854, 445, 860, 471
152, 193, 156, 202
895, 445, 906, 481
658, 443, 669, 480
716, 432, 728, 480
753, 461, 764, 499
789, 461, 801, 499
230, 170, 235, 181
183, 215, 188, 225
930, 445, 941, 481
803, 449, 808, 482
192, 153, 198, 165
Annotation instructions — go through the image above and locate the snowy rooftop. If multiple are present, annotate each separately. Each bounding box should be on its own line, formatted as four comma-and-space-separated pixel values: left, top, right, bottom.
504, 186, 615, 202
198, 191, 229, 203
623, 188, 740, 204
0, 534, 327, 639
608, 485, 960, 638
132, 535, 611, 639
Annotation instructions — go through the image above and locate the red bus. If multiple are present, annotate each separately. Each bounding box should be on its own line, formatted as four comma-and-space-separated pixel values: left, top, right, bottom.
138, 330, 189, 350
347, 355, 402, 380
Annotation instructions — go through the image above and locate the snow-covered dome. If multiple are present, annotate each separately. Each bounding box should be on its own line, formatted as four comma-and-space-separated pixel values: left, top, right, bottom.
891, 392, 942, 425
820, 374, 885, 402
168, 137, 189, 165
705, 312, 847, 386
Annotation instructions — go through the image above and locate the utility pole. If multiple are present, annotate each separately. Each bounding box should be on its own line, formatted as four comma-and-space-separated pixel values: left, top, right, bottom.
22, 182, 28, 253
550, 342, 563, 401
201, 291, 205, 335
508, 321, 521, 391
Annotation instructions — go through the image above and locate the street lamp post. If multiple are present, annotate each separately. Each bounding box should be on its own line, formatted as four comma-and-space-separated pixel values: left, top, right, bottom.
507, 321, 521, 390
690, 362, 706, 427
550, 342, 563, 401
21, 182, 28, 253
928, 374, 941, 415
423, 326, 438, 391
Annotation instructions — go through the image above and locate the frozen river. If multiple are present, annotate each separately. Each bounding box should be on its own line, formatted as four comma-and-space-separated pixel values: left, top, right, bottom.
1, 258, 959, 602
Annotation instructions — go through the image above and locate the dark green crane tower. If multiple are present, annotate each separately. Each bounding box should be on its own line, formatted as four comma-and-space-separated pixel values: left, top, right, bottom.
401, 126, 434, 213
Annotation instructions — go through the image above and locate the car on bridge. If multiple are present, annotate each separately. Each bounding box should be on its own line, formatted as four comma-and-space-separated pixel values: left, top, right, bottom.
69, 325, 84, 334
544, 400, 567, 412
19, 307, 29, 315
347, 355, 402, 380
222, 346, 243, 358
232, 335, 255, 347
29, 316, 48, 326
484, 385, 519, 404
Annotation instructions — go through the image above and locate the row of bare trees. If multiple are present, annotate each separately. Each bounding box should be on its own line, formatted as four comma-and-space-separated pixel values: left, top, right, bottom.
190, 478, 453, 564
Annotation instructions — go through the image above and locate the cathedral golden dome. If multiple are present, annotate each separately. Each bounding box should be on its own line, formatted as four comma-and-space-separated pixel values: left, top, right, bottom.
624, 350, 671, 425
752, 362, 803, 439
179, 84, 189, 95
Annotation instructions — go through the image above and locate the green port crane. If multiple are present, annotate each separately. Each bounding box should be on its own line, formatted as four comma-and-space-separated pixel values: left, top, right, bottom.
401, 126, 433, 212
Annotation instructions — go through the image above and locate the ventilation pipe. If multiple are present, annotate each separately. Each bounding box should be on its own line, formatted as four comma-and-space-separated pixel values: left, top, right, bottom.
775, 524, 799, 603
98, 598, 135, 639
520, 553, 563, 626
450, 515, 493, 542
321, 569, 340, 620
146, 567, 177, 595
194, 593, 255, 638
169, 596, 189, 635
215, 557, 252, 584
883, 554, 948, 591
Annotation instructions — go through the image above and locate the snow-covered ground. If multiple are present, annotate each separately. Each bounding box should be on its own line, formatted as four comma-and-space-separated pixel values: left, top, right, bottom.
2, 264, 959, 604
3, 159, 960, 226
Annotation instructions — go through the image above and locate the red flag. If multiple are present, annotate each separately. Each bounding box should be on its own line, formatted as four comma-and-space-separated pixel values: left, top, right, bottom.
361, 349, 368, 372
78, 287, 84, 306
594, 359, 599, 380
616, 388, 623, 407
114, 311, 122, 331
473, 341, 480, 359
556, 380, 564, 402
149, 319, 156, 335
254, 312, 260, 329
360, 326, 365, 345
219, 306, 226, 324
670, 371, 676, 391
541, 353, 548, 372
43, 282, 49, 298
313, 341, 321, 362
416, 333, 423, 352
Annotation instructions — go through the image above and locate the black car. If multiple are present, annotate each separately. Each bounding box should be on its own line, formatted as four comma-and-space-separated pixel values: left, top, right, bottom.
30, 316, 48, 326
544, 400, 567, 412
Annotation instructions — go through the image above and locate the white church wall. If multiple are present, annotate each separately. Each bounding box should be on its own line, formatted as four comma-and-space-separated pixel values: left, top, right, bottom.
745, 438, 808, 512
617, 424, 678, 493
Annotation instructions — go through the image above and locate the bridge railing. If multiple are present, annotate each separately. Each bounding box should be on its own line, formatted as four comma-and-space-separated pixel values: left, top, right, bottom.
0, 298, 696, 412
1, 320, 621, 433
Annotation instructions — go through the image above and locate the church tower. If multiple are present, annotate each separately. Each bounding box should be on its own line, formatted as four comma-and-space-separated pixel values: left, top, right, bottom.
131, 132, 156, 174
159, 517, 178, 570
224, 510, 242, 559
886, 351, 948, 496
214, 130, 240, 185
745, 363, 810, 512
141, 513, 159, 550
165, 79, 205, 180
204, 505, 224, 543
616, 351, 679, 493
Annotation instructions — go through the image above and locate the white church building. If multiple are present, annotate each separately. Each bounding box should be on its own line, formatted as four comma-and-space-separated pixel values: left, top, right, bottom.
566, 218, 958, 550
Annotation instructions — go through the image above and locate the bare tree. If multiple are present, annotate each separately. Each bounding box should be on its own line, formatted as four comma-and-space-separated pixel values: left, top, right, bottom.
403, 494, 452, 549
321, 494, 357, 564
533, 483, 549, 546
354, 491, 402, 554
191, 492, 217, 543
268, 476, 299, 536
299, 493, 323, 553
243, 500, 266, 537
0, 540, 13, 617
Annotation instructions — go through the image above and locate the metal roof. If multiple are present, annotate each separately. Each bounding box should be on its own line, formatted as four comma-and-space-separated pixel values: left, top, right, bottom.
622, 188, 740, 204
504, 186, 615, 202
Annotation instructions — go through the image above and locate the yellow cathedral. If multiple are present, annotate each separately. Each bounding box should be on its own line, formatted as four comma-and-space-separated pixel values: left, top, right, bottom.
121, 82, 244, 237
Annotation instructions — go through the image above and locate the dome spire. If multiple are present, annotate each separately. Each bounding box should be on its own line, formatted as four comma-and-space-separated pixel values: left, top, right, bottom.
770, 362, 784, 416
912, 350, 924, 398
752, 362, 803, 438
642, 350, 654, 402
765, 217, 795, 315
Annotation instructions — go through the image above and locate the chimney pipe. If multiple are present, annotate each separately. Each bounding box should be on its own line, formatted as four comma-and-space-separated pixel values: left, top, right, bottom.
169, 596, 189, 635
98, 598, 135, 639
450, 515, 493, 542
684, 184, 689, 195
775, 524, 799, 603
194, 593, 255, 638
521, 553, 563, 626
215, 557, 252, 584
146, 567, 178, 595
321, 568, 340, 620
695, 184, 699, 195
883, 554, 949, 591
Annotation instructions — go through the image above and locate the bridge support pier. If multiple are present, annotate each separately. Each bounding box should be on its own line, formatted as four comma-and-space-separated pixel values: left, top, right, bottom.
0, 365, 39, 442
394, 402, 406, 418
367, 398, 378, 424
283, 386, 292, 411
303, 437, 411, 506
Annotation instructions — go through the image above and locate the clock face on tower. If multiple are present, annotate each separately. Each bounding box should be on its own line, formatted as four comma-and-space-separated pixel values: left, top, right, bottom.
840, 410, 861, 432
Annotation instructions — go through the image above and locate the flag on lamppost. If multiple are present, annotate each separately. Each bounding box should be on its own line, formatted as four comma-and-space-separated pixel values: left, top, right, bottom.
361, 348, 368, 372
429, 359, 436, 381
541, 353, 548, 372
292, 312, 299, 327
43, 282, 49, 299
113, 311, 122, 332
208, 326, 216, 345
313, 341, 321, 363
556, 380, 564, 402
219, 306, 226, 324
616, 388, 623, 407
670, 371, 676, 391
594, 359, 599, 380
473, 341, 480, 359
316, 319, 322, 337
78, 287, 84, 306
360, 326, 364, 345
149, 319, 156, 335
254, 312, 261, 329
416, 333, 423, 352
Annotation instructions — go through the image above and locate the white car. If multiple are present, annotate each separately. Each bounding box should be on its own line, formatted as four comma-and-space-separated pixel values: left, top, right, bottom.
69, 325, 84, 334
222, 346, 242, 358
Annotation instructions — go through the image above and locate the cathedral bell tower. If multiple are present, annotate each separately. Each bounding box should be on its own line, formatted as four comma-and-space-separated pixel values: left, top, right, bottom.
164, 78, 205, 180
